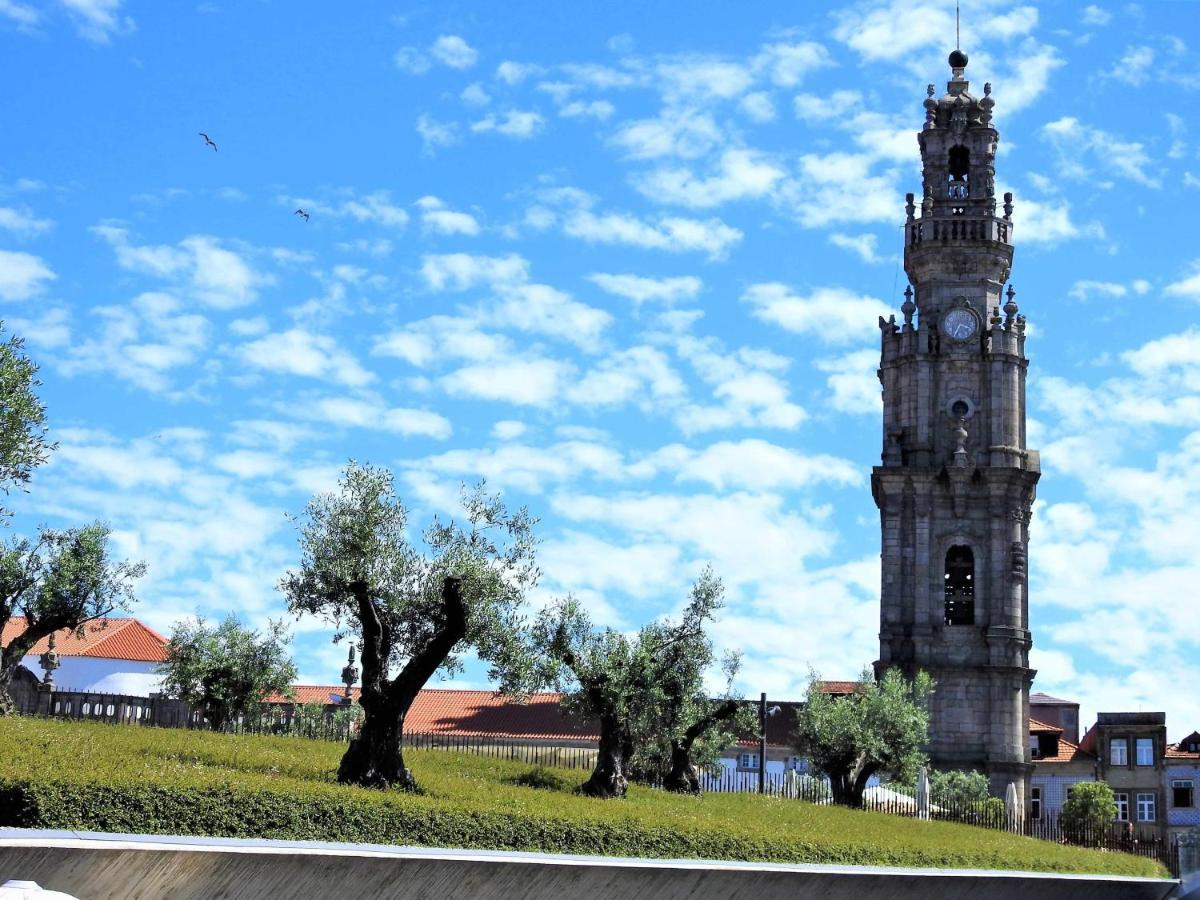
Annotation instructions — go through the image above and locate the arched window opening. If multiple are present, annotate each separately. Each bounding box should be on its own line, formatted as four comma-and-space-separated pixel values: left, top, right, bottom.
944, 545, 975, 625
947, 146, 970, 200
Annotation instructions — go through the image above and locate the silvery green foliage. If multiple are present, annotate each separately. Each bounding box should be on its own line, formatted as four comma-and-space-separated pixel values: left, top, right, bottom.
793, 666, 933, 807
0, 523, 146, 712
157, 615, 298, 730
535, 567, 751, 784
0, 324, 56, 521
280, 463, 540, 692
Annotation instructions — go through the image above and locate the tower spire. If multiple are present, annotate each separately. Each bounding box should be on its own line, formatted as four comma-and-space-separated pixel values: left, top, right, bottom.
956, 2, 960, 51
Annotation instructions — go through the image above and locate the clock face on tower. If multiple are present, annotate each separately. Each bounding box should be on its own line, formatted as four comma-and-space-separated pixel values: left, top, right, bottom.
942, 308, 978, 340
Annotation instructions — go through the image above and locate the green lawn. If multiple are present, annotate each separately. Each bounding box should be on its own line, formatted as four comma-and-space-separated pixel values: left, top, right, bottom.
0, 717, 1168, 878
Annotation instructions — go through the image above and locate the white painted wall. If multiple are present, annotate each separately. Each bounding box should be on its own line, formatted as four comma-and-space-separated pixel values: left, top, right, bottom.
22, 656, 161, 696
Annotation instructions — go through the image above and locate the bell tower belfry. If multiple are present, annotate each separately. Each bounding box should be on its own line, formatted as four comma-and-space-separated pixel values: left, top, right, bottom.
873, 49, 1039, 805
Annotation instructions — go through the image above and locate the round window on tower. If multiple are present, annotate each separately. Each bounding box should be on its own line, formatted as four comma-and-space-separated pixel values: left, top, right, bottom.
946, 396, 975, 419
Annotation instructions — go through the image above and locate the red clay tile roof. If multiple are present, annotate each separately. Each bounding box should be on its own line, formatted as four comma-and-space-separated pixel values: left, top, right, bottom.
0, 617, 167, 663
1030, 719, 1095, 764
1167, 731, 1200, 759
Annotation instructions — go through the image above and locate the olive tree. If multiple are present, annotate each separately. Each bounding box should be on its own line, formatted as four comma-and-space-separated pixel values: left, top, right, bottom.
157, 615, 298, 730
793, 667, 933, 807
0, 523, 145, 713
535, 568, 751, 798
281, 463, 539, 790
1061, 781, 1117, 846
0, 324, 55, 520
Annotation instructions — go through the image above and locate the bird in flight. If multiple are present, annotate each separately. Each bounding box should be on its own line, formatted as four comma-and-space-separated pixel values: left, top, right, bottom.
198, 132, 217, 152
294, 208, 310, 221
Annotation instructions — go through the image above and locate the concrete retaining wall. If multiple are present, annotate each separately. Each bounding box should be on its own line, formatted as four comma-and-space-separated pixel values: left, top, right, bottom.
0, 831, 1180, 900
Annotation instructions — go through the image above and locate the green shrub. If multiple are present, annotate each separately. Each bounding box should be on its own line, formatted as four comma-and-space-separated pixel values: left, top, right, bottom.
508, 766, 570, 792
1061, 782, 1118, 846
0, 718, 1167, 878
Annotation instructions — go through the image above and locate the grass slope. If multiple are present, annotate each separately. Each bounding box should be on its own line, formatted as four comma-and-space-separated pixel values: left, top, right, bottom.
0, 718, 1167, 878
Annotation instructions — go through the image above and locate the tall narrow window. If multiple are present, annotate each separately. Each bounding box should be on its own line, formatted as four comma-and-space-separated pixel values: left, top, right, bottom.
944, 545, 975, 625
1030, 787, 1042, 820
1136, 793, 1156, 822
1135, 737, 1154, 766
1114, 792, 1129, 821
1111, 738, 1128, 766
947, 145, 970, 199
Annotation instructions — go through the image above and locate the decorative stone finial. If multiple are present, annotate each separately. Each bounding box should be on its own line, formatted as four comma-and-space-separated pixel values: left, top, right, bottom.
1015, 314, 1027, 334
984, 82, 992, 96
927, 84, 935, 98
39, 633, 60, 691
1003, 191, 1013, 219
990, 306, 1003, 328
905, 192, 916, 222
952, 417, 969, 466
1004, 284, 1018, 325
340, 644, 359, 704
901, 285, 916, 328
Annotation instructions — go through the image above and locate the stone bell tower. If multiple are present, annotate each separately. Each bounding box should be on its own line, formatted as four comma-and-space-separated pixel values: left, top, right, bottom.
873, 49, 1039, 806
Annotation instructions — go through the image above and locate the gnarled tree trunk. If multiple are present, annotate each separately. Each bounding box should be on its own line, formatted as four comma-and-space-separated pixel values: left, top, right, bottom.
336, 576, 466, 791
662, 698, 740, 794
581, 712, 629, 798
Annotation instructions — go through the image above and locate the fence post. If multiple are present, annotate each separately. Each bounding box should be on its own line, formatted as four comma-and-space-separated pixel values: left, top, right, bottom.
758, 692, 767, 795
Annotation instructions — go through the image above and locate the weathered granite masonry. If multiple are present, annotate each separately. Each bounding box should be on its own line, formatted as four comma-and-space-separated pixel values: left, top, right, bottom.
874, 49, 1038, 808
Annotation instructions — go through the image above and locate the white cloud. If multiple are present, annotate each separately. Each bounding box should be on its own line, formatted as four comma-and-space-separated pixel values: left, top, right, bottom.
814, 349, 882, 414
829, 233, 888, 264
406, 439, 623, 494
460, 83, 491, 106
1080, 5, 1112, 26
298, 396, 452, 439
471, 109, 544, 139
491, 420, 526, 440
288, 190, 410, 228
0, 1, 39, 27
738, 91, 775, 122
60, 0, 132, 43
1068, 280, 1127, 301
754, 41, 831, 86
0, 206, 51, 237
1164, 262, 1200, 301
655, 55, 754, 103
566, 346, 685, 408
416, 115, 459, 150
373, 315, 511, 367
562, 204, 742, 259
633, 148, 787, 209
237, 328, 374, 387
673, 337, 807, 434
1042, 117, 1158, 188
415, 196, 481, 236
781, 151, 901, 228
587, 272, 702, 306
421, 252, 528, 291
393, 46, 431, 74
60, 291, 209, 393
430, 35, 478, 69
441, 358, 571, 407
1010, 194, 1104, 246
496, 60, 543, 85
1109, 45, 1154, 86
634, 439, 860, 491
91, 226, 265, 308
610, 109, 722, 160
559, 100, 615, 120
742, 283, 893, 344
0, 249, 55, 300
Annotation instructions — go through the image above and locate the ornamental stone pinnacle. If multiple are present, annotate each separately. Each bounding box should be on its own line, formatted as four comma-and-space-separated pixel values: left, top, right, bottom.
873, 47, 1039, 810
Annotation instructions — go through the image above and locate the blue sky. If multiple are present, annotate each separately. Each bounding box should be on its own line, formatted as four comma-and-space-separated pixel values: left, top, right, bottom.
2, 1, 1198, 738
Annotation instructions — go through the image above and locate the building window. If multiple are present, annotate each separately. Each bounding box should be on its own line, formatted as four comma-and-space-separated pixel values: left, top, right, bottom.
1028, 735, 1041, 759
788, 756, 808, 773
1173, 780, 1195, 808
1110, 738, 1128, 766
1136, 793, 1156, 822
1030, 787, 1041, 820
739, 753, 760, 770
947, 145, 970, 199
1114, 792, 1129, 821
943, 545, 975, 626
1135, 737, 1153, 766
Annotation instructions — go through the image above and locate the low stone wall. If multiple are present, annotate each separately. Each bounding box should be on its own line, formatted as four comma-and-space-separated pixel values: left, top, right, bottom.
0, 831, 1180, 900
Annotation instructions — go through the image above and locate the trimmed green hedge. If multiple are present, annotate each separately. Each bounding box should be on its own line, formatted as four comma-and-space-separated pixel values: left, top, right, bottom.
0, 718, 1168, 878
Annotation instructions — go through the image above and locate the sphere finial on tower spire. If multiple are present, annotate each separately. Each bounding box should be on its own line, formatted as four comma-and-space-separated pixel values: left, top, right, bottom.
949, 48, 968, 69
